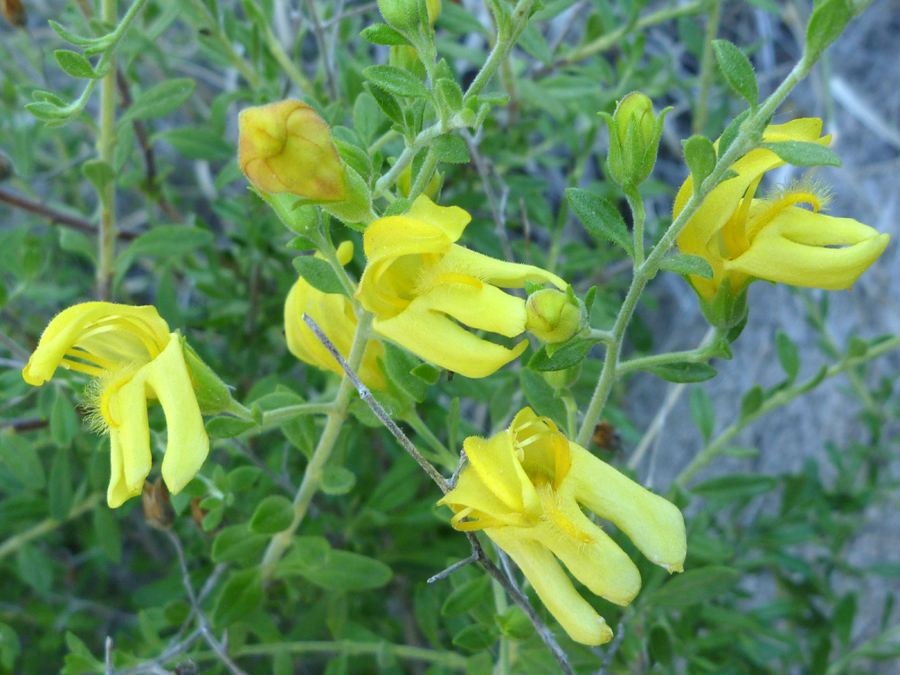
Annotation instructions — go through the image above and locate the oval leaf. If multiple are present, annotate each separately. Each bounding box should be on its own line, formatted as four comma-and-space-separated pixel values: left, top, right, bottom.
297, 550, 393, 591
712, 40, 758, 108
659, 253, 714, 279
566, 188, 634, 257
760, 141, 841, 168
646, 362, 717, 383
363, 65, 429, 99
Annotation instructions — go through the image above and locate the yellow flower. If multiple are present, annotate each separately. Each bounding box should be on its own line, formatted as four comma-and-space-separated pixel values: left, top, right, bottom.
675, 118, 890, 302
438, 408, 686, 646
22, 303, 209, 508
356, 196, 567, 378
238, 100, 347, 202
285, 242, 387, 390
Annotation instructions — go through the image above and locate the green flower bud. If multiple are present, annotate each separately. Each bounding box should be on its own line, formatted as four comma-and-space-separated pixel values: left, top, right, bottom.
543, 364, 581, 390
694, 277, 750, 331
600, 92, 670, 189
377, 0, 440, 31
183, 341, 235, 415
525, 289, 585, 344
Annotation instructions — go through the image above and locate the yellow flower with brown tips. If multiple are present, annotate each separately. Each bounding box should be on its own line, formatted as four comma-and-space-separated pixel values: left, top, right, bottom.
285, 242, 387, 390
675, 118, 890, 303
238, 100, 347, 202
23, 303, 209, 508
356, 196, 567, 378
438, 408, 686, 645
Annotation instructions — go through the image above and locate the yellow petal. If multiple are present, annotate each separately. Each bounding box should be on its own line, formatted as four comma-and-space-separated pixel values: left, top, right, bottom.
725, 208, 891, 290
108, 373, 153, 492
488, 527, 614, 646
465, 432, 537, 514
418, 279, 527, 338
565, 444, 686, 573
144, 336, 209, 495
537, 498, 642, 605
107, 430, 143, 508
447, 246, 567, 290
437, 465, 534, 529
23, 303, 170, 386
406, 195, 471, 242
372, 305, 528, 378
362, 215, 451, 263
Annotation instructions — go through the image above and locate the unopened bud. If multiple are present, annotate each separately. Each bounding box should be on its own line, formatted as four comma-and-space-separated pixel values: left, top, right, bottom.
602, 92, 669, 189
1, 0, 26, 28
377, 0, 440, 31
525, 289, 585, 344
239, 100, 347, 202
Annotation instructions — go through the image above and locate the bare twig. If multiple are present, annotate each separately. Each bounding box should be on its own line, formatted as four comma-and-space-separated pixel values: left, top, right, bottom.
463, 129, 514, 263
165, 531, 248, 675
449, 450, 467, 489
427, 553, 478, 583
303, 0, 337, 99
302, 314, 575, 675
596, 623, 625, 675
0, 188, 136, 240
105, 636, 114, 675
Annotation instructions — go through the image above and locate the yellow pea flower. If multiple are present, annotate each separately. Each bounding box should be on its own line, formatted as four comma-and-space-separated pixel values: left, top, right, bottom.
22, 303, 209, 508
438, 408, 686, 646
675, 118, 890, 303
238, 100, 347, 202
356, 196, 567, 378
285, 241, 387, 390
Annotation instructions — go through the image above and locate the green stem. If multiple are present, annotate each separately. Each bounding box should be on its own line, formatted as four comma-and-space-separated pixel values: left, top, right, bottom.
262, 25, 313, 95
694, 0, 722, 135
555, 0, 708, 68
402, 410, 458, 470
463, 0, 537, 104
407, 150, 438, 201
617, 328, 724, 376
826, 621, 900, 675
675, 335, 900, 487
192, 639, 467, 669
96, 0, 118, 301
259, 312, 374, 579
261, 402, 337, 427
624, 186, 645, 266
0, 493, 103, 562
187, 0, 264, 89
575, 271, 647, 447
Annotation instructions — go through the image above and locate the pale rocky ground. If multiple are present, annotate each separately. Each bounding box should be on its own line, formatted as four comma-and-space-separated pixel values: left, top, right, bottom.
620, 0, 900, 662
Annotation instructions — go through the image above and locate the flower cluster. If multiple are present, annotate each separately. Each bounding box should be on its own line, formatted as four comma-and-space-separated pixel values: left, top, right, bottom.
439, 408, 686, 645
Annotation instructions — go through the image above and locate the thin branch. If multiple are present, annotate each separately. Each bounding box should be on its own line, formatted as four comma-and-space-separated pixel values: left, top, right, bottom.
595, 623, 625, 675
301, 313, 575, 675
0, 188, 136, 240
427, 554, 478, 584
303, 0, 337, 99
463, 129, 514, 262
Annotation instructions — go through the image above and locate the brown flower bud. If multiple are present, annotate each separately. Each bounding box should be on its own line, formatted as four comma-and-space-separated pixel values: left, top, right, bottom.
238, 100, 347, 202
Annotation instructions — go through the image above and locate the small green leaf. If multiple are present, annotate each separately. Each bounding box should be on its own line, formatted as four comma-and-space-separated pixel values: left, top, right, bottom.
646, 362, 717, 383
360, 24, 411, 46
250, 495, 295, 534
689, 386, 715, 443
206, 417, 256, 438
659, 253, 714, 279
718, 110, 750, 158
681, 135, 717, 189
365, 83, 405, 125
441, 576, 491, 617
49, 20, 107, 47
92, 507, 123, 563
293, 256, 346, 296
383, 341, 428, 402
123, 225, 214, 258
649, 624, 674, 667
82, 159, 116, 204
214, 569, 263, 627
0, 435, 46, 490
691, 473, 776, 500
847, 336, 868, 358
296, 550, 392, 591
54, 50, 100, 79
517, 23, 553, 65
452, 624, 499, 652
566, 188, 634, 257
49, 448, 73, 521
211, 525, 268, 564
805, 0, 853, 60
528, 338, 596, 372
157, 127, 234, 161
0, 622, 21, 671
411, 363, 442, 384
760, 141, 841, 168
432, 134, 470, 164
520, 369, 567, 427
649, 567, 740, 608
435, 78, 464, 113
363, 65, 430, 99
16, 544, 53, 596
50, 391, 80, 448
740, 384, 764, 419
320, 467, 356, 495
713, 40, 758, 108
123, 78, 196, 122
775, 330, 799, 382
